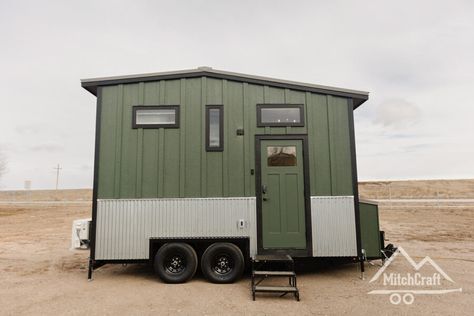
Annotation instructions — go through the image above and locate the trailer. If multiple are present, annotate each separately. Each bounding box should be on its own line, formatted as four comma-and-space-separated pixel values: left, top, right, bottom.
80, 67, 384, 286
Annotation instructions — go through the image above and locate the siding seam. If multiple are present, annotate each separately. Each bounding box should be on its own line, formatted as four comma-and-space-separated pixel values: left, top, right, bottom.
136, 82, 144, 198
113, 84, 124, 198
326, 95, 333, 195
179, 79, 186, 197
200, 77, 207, 196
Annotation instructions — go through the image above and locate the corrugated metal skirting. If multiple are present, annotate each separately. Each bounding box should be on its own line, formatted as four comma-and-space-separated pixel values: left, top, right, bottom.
311, 196, 357, 257
96, 196, 357, 260
95, 198, 257, 260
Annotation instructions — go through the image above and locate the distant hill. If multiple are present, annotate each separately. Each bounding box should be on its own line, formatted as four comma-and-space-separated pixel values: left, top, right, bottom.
359, 179, 474, 199
0, 189, 92, 201
1, 179, 473, 201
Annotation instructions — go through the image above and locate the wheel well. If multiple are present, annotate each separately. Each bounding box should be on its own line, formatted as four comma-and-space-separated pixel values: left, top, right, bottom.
149, 238, 250, 265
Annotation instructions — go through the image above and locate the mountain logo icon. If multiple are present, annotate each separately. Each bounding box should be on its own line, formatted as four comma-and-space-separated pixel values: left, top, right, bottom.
367, 246, 462, 305
370, 246, 453, 283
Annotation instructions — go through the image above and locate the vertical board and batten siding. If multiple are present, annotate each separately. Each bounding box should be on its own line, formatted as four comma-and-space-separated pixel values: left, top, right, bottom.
97, 78, 354, 199
311, 196, 357, 256
95, 198, 257, 260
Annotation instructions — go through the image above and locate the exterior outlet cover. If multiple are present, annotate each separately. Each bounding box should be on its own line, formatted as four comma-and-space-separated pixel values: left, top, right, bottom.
238, 219, 245, 229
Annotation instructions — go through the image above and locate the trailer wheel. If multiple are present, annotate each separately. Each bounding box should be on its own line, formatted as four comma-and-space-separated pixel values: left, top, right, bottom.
154, 243, 198, 283
201, 243, 244, 283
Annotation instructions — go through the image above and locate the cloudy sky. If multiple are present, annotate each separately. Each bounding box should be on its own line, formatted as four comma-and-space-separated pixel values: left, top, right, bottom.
1, 0, 473, 190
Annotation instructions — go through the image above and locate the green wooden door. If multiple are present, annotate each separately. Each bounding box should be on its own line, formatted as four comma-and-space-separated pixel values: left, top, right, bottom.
260, 140, 306, 249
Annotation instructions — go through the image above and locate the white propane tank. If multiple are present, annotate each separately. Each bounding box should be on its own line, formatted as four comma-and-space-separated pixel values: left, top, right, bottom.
71, 218, 91, 250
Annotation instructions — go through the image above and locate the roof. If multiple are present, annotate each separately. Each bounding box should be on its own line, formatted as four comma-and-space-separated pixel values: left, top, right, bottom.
81, 67, 369, 108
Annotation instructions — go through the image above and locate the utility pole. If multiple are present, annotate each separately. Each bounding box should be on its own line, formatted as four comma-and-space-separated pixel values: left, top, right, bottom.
54, 164, 62, 190
387, 182, 392, 210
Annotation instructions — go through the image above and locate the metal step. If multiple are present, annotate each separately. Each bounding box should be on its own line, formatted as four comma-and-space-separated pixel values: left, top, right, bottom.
253, 271, 295, 277
254, 285, 298, 293
251, 255, 299, 301
254, 254, 293, 263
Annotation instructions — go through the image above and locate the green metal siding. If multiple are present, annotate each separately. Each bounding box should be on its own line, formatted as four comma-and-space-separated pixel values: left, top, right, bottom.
359, 202, 382, 258
97, 78, 354, 199
327, 96, 354, 195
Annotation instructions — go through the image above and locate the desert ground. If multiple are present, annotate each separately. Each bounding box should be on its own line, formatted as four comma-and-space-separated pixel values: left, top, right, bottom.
1, 180, 473, 315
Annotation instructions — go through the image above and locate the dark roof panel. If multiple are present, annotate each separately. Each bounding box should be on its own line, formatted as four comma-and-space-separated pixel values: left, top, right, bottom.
81, 67, 369, 108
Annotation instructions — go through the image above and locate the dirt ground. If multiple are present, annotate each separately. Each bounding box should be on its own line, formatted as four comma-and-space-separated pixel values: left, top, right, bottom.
1, 186, 473, 315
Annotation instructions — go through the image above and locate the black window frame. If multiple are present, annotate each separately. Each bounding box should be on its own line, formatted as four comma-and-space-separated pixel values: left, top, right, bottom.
256, 104, 305, 127
205, 105, 224, 152
132, 105, 180, 129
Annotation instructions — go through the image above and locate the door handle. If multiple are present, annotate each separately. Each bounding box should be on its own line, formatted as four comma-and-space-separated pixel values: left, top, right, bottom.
262, 185, 268, 201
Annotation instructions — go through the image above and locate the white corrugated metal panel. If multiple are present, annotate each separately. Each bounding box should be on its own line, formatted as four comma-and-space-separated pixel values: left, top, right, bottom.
311, 196, 357, 257
95, 198, 257, 260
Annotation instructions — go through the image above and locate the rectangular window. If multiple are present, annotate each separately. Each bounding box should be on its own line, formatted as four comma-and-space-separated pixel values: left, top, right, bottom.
206, 105, 223, 151
132, 106, 179, 128
267, 146, 297, 166
257, 104, 304, 127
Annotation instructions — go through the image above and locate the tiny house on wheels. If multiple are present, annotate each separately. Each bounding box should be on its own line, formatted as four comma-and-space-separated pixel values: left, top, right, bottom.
80, 67, 384, 286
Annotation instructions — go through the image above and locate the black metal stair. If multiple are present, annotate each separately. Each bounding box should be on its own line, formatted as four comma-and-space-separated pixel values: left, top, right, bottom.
251, 254, 300, 301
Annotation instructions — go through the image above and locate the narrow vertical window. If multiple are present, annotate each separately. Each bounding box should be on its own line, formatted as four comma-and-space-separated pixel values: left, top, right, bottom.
206, 105, 223, 151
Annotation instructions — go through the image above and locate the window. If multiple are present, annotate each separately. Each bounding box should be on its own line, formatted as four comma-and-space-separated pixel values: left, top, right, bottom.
132, 106, 179, 128
257, 104, 304, 127
267, 146, 297, 166
206, 105, 223, 151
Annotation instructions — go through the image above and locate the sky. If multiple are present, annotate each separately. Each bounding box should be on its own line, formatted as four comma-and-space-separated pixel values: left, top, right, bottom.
0, 0, 473, 190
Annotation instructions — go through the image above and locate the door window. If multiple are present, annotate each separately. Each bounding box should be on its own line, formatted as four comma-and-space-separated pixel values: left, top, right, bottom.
267, 146, 297, 166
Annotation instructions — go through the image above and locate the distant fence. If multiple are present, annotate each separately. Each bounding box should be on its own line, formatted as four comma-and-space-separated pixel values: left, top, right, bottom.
374, 198, 474, 209
0, 200, 91, 206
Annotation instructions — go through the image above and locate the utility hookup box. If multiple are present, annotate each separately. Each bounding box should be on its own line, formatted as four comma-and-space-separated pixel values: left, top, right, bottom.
71, 218, 91, 250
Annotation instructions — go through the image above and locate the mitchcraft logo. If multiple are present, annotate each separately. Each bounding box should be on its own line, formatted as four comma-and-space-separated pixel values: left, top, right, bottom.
368, 246, 462, 305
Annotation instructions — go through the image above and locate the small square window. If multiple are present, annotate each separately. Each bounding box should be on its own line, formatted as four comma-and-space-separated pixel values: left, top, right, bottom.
257, 104, 304, 127
132, 106, 179, 128
206, 105, 223, 151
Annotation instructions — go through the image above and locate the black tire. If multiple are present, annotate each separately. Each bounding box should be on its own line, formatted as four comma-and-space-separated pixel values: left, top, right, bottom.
154, 243, 198, 283
201, 243, 245, 283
